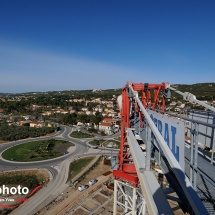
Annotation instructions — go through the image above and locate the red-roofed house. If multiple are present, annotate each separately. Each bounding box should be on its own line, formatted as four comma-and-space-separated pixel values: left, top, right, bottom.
19, 120, 31, 126
102, 117, 118, 125
99, 122, 113, 135
99, 117, 120, 135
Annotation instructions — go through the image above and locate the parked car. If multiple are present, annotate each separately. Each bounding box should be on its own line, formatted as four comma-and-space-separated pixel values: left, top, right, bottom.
78, 185, 89, 192
70, 180, 79, 187
89, 179, 98, 186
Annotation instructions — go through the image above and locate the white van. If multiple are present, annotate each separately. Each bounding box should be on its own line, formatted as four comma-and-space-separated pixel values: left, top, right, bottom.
89, 179, 98, 186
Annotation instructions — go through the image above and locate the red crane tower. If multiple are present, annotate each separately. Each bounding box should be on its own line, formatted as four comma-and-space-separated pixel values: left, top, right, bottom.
112, 82, 209, 215
113, 82, 168, 187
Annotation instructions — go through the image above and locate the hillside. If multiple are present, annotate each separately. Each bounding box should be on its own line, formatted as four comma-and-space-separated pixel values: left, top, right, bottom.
171, 83, 215, 100
1, 83, 215, 101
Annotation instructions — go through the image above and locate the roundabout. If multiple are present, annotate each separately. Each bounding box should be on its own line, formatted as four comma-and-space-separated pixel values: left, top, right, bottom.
2, 139, 74, 162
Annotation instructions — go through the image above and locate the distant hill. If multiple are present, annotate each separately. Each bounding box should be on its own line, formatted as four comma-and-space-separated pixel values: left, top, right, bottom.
1, 83, 214, 101
171, 83, 215, 100
0, 88, 122, 102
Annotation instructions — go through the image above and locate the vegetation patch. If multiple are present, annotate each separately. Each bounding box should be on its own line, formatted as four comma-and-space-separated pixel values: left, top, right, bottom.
87, 127, 98, 134
67, 157, 94, 182
99, 131, 107, 136
67, 156, 102, 184
89, 139, 105, 147
0, 123, 56, 141
70, 131, 94, 138
2, 139, 74, 162
0, 169, 49, 189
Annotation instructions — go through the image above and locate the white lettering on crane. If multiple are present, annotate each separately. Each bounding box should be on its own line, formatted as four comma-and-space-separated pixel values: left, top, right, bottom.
148, 110, 185, 169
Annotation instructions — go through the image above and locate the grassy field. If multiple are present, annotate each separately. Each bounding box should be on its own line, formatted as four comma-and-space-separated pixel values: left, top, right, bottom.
70, 131, 94, 138
89, 139, 105, 146
67, 157, 94, 182
2, 139, 74, 162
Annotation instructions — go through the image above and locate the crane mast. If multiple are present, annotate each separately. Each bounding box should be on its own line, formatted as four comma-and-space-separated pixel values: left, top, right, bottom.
113, 82, 209, 215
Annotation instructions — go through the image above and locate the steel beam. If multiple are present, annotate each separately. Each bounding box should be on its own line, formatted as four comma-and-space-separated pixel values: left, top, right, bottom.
129, 84, 209, 215
113, 180, 146, 215
127, 128, 174, 215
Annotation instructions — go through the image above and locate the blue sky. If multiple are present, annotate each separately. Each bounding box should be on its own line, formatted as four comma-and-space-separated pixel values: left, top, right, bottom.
0, 0, 215, 93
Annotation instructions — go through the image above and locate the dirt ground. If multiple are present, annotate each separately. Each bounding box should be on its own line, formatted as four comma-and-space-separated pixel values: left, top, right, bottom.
36, 159, 186, 215
38, 158, 112, 215
0, 140, 8, 144
53, 141, 74, 154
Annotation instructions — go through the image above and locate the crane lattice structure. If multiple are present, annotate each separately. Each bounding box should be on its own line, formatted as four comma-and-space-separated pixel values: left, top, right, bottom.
113, 82, 215, 215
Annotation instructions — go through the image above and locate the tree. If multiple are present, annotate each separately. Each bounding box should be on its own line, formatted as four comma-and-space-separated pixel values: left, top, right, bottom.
77, 114, 89, 124
91, 115, 103, 126
62, 113, 77, 125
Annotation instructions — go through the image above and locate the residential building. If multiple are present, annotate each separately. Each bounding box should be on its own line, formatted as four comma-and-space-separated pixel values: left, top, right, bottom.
99, 122, 114, 135
30, 121, 39, 128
